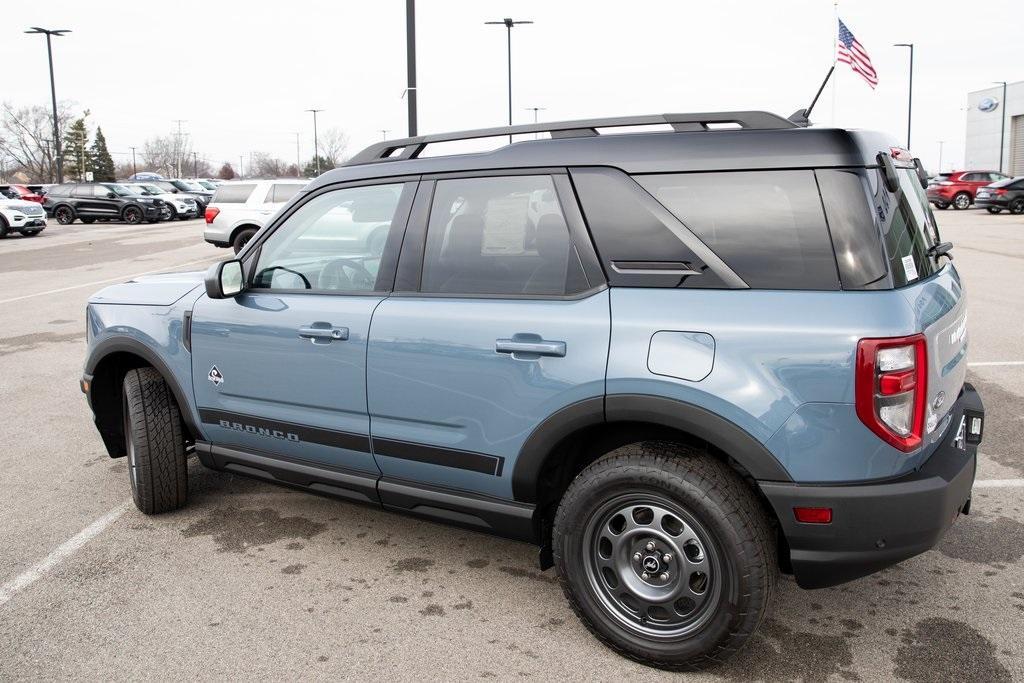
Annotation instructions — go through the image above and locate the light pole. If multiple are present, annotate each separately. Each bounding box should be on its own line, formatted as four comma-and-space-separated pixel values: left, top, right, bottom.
894, 43, 913, 149
192, 151, 198, 178
525, 106, 545, 139
991, 81, 1007, 174
406, 0, 417, 137
25, 27, 70, 183
485, 17, 533, 142
129, 145, 137, 178
238, 155, 244, 179
305, 109, 323, 176
937, 141, 944, 173
381, 129, 391, 141
294, 132, 301, 177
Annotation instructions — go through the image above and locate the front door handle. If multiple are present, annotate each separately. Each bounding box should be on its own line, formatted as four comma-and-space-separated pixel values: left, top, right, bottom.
496, 336, 566, 358
298, 324, 349, 344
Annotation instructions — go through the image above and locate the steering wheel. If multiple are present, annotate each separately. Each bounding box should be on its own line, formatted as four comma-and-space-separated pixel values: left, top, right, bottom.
318, 257, 376, 291
255, 265, 311, 289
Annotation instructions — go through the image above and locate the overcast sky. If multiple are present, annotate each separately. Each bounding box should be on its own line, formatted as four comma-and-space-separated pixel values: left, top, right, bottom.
3, 0, 1019, 175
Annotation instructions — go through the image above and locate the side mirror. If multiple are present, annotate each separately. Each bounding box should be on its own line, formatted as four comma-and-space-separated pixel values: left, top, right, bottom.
205, 260, 244, 299
107, 192, 117, 198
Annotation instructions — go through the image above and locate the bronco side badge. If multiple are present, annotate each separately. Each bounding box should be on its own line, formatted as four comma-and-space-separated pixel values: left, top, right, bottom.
208, 365, 224, 386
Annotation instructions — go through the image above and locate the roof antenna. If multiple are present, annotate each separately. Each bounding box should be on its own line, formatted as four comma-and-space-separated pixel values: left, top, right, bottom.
789, 65, 835, 127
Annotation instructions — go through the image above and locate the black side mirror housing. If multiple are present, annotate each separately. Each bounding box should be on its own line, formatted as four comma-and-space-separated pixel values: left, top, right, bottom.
205, 260, 245, 299
107, 192, 116, 198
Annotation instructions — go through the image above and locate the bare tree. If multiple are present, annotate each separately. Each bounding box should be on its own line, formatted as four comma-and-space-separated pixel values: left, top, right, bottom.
0, 101, 76, 182
318, 127, 349, 166
250, 152, 289, 178
142, 134, 193, 178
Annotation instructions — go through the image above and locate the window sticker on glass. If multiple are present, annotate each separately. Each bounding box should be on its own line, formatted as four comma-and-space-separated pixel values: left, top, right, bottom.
901, 254, 918, 283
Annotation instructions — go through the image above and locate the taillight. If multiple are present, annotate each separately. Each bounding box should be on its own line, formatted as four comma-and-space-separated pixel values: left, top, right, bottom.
205, 206, 219, 224
938, 181, 954, 186
855, 335, 927, 452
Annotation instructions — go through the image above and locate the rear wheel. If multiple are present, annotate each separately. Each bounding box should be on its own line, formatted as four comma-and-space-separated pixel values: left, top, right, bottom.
553, 442, 776, 671
1010, 198, 1024, 215
54, 205, 75, 224
953, 192, 971, 210
123, 206, 143, 224
987, 207, 1002, 214
232, 227, 257, 254
121, 367, 188, 514
933, 202, 949, 210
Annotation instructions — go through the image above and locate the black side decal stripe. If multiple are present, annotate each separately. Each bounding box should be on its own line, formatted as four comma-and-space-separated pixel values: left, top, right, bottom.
199, 409, 370, 452
199, 409, 505, 476
372, 437, 504, 476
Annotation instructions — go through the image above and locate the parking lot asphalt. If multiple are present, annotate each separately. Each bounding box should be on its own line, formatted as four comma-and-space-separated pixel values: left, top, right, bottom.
0, 211, 1022, 681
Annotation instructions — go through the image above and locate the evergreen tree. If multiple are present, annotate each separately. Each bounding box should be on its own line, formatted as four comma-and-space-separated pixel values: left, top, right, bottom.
88, 127, 116, 181
302, 155, 334, 178
217, 163, 235, 180
61, 113, 91, 181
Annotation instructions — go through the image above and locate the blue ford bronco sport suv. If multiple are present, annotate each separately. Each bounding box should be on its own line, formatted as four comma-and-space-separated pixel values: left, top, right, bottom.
82, 112, 984, 670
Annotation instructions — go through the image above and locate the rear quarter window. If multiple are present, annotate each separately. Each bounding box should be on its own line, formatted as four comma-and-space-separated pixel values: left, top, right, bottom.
635, 170, 839, 290
815, 169, 888, 289
212, 183, 256, 204
267, 183, 303, 203
872, 168, 938, 287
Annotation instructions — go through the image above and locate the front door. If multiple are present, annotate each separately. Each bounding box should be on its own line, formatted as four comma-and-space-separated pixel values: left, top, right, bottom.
367, 173, 610, 500
190, 180, 416, 474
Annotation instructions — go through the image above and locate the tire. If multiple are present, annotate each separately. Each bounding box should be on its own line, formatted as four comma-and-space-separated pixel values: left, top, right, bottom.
54, 205, 75, 225
123, 206, 143, 225
933, 202, 949, 210
121, 367, 188, 514
0, 216, 8, 238
19, 229, 41, 237
81, 217, 96, 224
553, 442, 776, 671
953, 192, 971, 210
1010, 199, 1024, 215
232, 227, 257, 254
987, 207, 1002, 214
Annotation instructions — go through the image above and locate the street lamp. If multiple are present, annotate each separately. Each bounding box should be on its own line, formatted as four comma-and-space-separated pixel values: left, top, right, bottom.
525, 106, 545, 139
381, 129, 391, 141
893, 43, 913, 149
993, 81, 1007, 174
129, 146, 138, 178
25, 27, 71, 183
305, 108, 324, 176
294, 133, 301, 178
485, 17, 533, 143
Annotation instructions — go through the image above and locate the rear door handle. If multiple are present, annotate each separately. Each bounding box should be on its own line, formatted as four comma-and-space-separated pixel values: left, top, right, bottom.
496, 337, 566, 358
298, 324, 349, 344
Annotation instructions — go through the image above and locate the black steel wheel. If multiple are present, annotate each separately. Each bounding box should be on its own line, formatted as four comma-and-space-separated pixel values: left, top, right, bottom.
123, 206, 143, 225
55, 205, 75, 224
1010, 198, 1024, 215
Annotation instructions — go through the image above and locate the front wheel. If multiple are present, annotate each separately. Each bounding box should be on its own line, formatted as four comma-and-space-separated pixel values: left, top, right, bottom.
553, 443, 776, 671
122, 368, 188, 514
987, 207, 1002, 214
953, 192, 971, 210
54, 206, 75, 224
123, 206, 143, 225
1010, 198, 1024, 215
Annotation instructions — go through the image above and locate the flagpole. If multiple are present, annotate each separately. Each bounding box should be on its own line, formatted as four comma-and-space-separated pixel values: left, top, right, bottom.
831, 1, 838, 125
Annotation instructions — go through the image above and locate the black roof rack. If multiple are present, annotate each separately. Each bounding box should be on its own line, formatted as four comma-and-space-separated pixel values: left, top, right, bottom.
344, 111, 797, 166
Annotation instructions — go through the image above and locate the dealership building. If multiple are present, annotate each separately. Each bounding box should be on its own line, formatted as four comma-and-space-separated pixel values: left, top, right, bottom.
965, 80, 1024, 176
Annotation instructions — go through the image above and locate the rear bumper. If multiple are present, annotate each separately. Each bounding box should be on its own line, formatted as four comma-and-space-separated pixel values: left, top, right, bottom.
760, 383, 983, 589
974, 198, 1009, 209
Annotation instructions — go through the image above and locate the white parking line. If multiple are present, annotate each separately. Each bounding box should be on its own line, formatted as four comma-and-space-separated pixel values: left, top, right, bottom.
0, 502, 129, 608
973, 479, 1024, 488
968, 361, 1024, 367
0, 255, 220, 306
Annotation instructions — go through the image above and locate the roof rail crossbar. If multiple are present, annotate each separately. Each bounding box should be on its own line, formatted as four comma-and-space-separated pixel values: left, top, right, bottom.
344, 111, 796, 165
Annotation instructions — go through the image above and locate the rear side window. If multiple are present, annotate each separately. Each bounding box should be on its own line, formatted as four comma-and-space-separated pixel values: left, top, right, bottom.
874, 168, 938, 287
420, 175, 587, 296
635, 171, 839, 290
213, 184, 256, 204
266, 183, 303, 204
815, 169, 887, 289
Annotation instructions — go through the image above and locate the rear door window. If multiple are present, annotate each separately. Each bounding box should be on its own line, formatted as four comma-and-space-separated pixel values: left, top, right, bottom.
213, 184, 256, 204
635, 171, 839, 289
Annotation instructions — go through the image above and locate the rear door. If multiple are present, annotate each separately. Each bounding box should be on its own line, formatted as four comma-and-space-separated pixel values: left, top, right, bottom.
366, 172, 609, 500
189, 179, 416, 478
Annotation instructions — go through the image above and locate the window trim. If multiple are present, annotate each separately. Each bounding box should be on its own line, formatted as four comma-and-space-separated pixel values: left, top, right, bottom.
393, 170, 607, 300
240, 176, 419, 296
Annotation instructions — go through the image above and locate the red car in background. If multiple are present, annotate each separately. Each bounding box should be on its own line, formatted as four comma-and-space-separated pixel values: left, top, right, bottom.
926, 170, 1010, 210
0, 184, 45, 204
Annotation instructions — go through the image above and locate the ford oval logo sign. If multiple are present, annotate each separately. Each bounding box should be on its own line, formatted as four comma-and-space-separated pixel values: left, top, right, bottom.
978, 97, 999, 113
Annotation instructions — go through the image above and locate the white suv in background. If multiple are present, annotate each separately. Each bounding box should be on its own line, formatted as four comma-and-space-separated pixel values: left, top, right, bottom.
204, 179, 307, 252
0, 197, 47, 238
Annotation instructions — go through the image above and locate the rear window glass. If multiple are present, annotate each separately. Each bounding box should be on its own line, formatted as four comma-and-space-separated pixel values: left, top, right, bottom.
635, 171, 839, 290
874, 168, 938, 287
267, 183, 303, 204
815, 169, 888, 289
213, 184, 256, 204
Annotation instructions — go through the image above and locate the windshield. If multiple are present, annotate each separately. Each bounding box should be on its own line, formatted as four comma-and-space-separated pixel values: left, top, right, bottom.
106, 184, 138, 197
989, 176, 1022, 189
172, 180, 204, 192
196, 180, 217, 190
138, 184, 162, 194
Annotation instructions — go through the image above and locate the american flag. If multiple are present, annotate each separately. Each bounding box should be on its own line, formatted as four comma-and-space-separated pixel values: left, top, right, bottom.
837, 18, 878, 89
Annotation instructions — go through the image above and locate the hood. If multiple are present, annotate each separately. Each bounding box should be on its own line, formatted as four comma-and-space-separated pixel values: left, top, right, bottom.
89, 271, 205, 306
0, 199, 42, 211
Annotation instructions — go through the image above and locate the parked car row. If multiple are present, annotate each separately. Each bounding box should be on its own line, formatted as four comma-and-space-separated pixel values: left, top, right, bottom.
925, 170, 1020, 212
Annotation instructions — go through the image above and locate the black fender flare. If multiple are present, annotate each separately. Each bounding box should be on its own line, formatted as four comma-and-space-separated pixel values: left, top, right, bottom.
85, 336, 200, 440
511, 394, 792, 503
